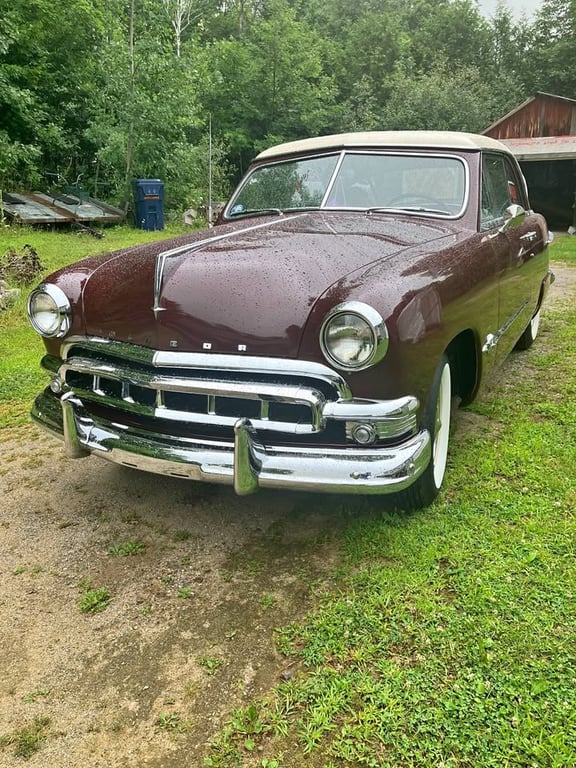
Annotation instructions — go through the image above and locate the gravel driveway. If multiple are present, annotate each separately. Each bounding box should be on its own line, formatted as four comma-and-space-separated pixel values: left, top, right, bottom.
1, 421, 352, 766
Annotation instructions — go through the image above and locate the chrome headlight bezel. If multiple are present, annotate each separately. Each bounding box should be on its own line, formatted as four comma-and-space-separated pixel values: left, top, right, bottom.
27, 284, 72, 338
320, 301, 389, 371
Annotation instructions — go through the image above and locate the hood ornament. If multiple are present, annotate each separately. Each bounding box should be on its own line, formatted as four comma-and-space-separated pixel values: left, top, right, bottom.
152, 250, 171, 316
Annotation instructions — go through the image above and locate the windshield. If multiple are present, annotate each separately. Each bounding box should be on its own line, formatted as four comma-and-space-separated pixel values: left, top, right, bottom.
226, 151, 468, 218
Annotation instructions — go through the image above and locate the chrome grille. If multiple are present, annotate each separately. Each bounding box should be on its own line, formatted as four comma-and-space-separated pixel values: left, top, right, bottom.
59, 341, 345, 436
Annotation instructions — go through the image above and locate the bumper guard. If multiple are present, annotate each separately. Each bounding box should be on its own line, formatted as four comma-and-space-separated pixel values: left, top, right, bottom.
32, 390, 431, 495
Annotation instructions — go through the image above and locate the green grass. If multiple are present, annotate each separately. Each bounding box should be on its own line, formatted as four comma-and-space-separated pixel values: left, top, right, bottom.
155, 710, 193, 734
78, 585, 112, 614
2, 227, 576, 767
108, 540, 147, 557
0, 223, 190, 429
204, 246, 576, 766
0, 716, 51, 759
197, 656, 225, 675
547, 232, 576, 264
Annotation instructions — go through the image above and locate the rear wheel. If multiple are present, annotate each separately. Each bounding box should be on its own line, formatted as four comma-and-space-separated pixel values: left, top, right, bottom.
396, 355, 452, 510
515, 308, 541, 351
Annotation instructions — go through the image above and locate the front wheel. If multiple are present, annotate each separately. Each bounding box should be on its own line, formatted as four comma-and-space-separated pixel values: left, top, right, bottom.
396, 355, 452, 510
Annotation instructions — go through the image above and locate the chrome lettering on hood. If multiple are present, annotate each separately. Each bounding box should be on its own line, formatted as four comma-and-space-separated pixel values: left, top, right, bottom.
152, 214, 308, 318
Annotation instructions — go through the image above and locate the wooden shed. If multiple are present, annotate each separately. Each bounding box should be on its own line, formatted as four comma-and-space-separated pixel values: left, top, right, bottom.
484, 92, 576, 228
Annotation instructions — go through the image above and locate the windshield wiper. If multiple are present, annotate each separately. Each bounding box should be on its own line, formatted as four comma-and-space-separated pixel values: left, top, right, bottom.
367, 206, 450, 216
228, 207, 284, 218
283, 206, 322, 212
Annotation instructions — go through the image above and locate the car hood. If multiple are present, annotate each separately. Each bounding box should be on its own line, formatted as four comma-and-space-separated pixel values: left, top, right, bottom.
81, 212, 454, 356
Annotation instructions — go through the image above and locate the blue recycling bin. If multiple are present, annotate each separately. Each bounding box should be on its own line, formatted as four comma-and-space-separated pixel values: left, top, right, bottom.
133, 179, 164, 231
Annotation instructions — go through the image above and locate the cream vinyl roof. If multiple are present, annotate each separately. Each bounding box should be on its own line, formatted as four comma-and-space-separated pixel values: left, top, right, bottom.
256, 131, 511, 160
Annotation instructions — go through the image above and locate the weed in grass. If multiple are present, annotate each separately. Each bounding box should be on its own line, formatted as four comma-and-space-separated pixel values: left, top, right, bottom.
156, 712, 183, 731
219, 568, 233, 582
177, 586, 194, 599
204, 733, 243, 767
0, 716, 51, 759
231, 704, 267, 736
108, 540, 146, 557
197, 656, 224, 675
183, 680, 197, 698
79, 586, 112, 614
22, 689, 50, 704
206, 700, 292, 767
173, 529, 191, 541
260, 594, 276, 611
246, 559, 263, 577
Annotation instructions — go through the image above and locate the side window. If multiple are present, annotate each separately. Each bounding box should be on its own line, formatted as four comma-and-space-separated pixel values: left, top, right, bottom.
480, 153, 525, 231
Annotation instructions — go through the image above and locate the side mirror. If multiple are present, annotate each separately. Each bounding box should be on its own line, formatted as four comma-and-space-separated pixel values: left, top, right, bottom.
500, 204, 526, 232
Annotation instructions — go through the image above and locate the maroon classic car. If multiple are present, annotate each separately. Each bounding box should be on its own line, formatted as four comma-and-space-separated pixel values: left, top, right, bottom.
27, 131, 553, 508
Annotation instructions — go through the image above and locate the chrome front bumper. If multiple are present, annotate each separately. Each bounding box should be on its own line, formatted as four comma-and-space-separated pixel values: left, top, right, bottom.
32, 390, 431, 495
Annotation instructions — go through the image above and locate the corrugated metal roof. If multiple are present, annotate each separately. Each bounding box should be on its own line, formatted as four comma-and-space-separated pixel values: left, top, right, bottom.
501, 135, 576, 161
2, 192, 125, 225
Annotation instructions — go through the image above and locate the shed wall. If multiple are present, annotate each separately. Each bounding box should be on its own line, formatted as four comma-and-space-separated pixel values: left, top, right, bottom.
486, 95, 576, 140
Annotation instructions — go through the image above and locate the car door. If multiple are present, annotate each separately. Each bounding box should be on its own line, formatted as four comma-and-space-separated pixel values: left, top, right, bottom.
480, 151, 547, 364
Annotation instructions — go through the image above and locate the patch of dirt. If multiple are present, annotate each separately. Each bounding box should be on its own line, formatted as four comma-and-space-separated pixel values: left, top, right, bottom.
0, 432, 355, 766
547, 260, 576, 304
0, 262, 574, 767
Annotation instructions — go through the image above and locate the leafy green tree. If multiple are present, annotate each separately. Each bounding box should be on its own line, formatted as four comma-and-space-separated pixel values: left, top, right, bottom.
0, 0, 105, 188
85, 0, 215, 209
407, 0, 492, 73
0, 14, 43, 187
207, 0, 266, 38
2, 0, 575, 210
488, 4, 532, 77
381, 64, 512, 132
524, 0, 576, 95
248, 0, 335, 141
335, 75, 381, 132
302, 0, 407, 127
199, 0, 336, 179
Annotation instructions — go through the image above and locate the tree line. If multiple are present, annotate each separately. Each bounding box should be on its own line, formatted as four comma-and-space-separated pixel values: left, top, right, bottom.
0, 0, 573, 213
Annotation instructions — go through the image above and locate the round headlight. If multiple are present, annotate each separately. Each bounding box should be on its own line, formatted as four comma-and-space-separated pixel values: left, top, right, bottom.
27, 284, 71, 338
320, 301, 388, 371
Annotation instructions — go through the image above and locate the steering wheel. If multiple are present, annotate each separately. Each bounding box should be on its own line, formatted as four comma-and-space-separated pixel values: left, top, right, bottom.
387, 193, 445, 208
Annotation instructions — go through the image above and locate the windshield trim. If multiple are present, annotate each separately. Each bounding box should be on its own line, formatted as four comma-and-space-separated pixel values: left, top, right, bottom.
223, 150, 470, 221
